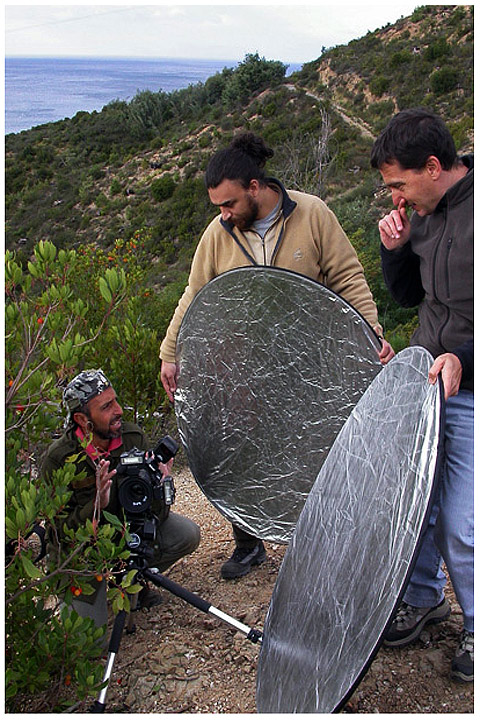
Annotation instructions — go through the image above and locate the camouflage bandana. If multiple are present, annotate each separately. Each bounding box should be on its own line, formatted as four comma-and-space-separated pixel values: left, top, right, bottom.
63, 369, 112, 426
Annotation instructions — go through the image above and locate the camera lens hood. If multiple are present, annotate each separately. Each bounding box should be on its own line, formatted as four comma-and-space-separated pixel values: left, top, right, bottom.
118, 476, 153, 514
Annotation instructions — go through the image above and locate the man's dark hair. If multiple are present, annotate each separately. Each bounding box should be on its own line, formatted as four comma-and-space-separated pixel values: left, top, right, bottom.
370, 108, 458, 171
205, 133, 274, 189
77, 402, 91, 418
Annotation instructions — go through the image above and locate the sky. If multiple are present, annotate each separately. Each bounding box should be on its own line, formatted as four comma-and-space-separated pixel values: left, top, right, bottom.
5, 2, 425, 64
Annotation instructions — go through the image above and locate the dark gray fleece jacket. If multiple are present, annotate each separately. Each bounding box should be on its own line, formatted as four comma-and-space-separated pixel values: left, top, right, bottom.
381, 155, 473, 391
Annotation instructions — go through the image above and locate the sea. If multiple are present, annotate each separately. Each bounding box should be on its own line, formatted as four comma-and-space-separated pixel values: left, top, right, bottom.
5, 56, 301, 136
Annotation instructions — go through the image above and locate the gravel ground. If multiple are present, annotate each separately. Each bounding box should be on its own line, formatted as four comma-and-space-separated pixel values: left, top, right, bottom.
95, 468, 473, 714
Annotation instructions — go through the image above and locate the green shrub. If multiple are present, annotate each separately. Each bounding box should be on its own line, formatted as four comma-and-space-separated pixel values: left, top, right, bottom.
5, 237, 176, 711
449, 116, 474, 150
5, 241, 132, 710
151, 175, 176, 202
370, 76, 389, 97
262, 100, 279, 117
222, 52, 287, 105
198, 132, 213, 149
424, 37, 451, 60
390, 50, 411, 68
431, 67, 459, 94
110, 178, 122, 195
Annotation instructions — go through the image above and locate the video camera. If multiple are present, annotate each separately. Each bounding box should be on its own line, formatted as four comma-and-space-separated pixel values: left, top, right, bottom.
117, 435, 178, 550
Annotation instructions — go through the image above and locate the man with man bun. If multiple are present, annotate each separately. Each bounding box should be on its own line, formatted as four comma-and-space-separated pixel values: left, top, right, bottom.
160, 133, 394, 580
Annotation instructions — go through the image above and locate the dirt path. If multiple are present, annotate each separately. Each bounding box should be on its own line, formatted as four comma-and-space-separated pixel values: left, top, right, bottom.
285, 83, 375, 140
100, 469, 473, 714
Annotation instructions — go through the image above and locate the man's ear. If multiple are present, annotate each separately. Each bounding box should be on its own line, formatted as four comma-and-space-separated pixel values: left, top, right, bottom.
248, 178, 261, 196
73, 411, 89, 433
425, 155, 442, 180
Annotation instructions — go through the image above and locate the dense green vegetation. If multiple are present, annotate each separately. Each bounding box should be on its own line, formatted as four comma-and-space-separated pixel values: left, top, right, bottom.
5, 240, 158, 710
5, 6, 473, 711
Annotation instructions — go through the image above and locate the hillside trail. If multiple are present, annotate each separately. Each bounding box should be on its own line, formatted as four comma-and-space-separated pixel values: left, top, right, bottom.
98, 468, 473, 714
329, 100, 375, 140
286, 83, 375, 140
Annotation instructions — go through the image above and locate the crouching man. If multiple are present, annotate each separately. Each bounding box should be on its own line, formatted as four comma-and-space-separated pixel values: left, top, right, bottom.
43, 369, 200, 629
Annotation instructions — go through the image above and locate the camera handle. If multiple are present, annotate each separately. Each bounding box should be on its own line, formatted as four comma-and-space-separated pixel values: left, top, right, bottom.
90, 568, 263, 713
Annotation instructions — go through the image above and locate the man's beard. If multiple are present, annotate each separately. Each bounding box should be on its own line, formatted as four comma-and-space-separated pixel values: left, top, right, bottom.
92, 418, 123, 441
235, 195, 259, 230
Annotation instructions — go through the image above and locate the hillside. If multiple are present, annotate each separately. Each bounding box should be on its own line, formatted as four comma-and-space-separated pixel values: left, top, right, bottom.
303, 4, 473, 145
5, 4, 473, 345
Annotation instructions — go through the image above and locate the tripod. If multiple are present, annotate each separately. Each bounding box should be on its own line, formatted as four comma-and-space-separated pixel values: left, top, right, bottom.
90, 558, 263, 712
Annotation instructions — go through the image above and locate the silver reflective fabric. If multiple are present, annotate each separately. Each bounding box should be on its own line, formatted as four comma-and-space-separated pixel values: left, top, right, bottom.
175, 267, 382, 542
256, 346, 442, 713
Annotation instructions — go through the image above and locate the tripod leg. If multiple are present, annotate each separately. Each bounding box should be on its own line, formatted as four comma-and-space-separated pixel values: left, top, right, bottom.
90, 609, 127, 713
143, 568, 263, 644
126, 592, 139, 634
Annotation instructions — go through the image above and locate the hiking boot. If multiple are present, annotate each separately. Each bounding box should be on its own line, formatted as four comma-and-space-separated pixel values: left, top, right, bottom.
451, 629, 474, 682
137, 585, 163, 609
384, 598, 451, 647
221, 541, 267, 579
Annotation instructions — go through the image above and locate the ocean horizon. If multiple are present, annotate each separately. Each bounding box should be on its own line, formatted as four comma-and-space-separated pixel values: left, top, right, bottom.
5, 56, 302, 136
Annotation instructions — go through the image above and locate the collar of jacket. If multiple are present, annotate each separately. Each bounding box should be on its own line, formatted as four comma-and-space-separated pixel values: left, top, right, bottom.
75, 425, 122, 462
435, 153, 473, 213
219, 178, 297, 265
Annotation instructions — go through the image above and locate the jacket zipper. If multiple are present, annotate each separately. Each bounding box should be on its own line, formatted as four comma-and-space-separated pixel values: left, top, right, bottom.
271, 217, 287, 264
229, 215, 287, 267
432, 207, 451, 348
445, 237, 453, 298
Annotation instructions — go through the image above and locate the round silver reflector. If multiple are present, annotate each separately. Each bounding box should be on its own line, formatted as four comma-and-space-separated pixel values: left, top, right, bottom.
175, 267, 382, 542
256, 346, 442, 712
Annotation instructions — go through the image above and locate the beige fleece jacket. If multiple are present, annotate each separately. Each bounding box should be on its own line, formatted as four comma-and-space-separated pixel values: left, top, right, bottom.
160, 184, 381, 363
